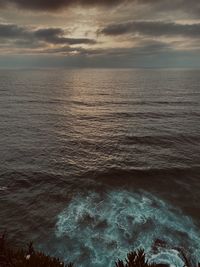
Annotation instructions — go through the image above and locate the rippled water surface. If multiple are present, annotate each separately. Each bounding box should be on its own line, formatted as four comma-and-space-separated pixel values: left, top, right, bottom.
0, 69, 200, 266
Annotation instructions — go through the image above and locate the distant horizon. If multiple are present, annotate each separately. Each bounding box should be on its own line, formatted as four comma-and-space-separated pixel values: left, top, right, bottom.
1, 66, 200, 70
1, 57, 200, 69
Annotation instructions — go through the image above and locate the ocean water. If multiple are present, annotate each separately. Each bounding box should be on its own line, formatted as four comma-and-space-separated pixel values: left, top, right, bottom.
0, 68, 200, 266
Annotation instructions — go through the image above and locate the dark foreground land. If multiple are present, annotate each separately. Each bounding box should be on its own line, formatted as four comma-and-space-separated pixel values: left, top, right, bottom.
0, 233, 198, 267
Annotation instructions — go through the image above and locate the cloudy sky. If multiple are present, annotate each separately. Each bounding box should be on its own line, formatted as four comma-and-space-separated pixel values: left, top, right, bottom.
0, 0, 200, 68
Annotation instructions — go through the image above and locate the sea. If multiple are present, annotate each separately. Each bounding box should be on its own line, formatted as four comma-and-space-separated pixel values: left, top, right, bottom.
0, 68, 200, 267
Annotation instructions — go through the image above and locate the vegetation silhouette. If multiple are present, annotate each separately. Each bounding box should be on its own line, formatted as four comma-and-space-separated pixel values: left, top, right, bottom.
0, 232, 73, 267
0, 232, 199, 267
115, 249, 163, 267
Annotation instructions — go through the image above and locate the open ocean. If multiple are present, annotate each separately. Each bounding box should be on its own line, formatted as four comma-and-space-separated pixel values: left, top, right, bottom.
0, 68, 200, 267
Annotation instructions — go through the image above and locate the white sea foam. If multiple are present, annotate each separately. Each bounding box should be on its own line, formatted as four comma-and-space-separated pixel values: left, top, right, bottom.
55, 190, 200, 267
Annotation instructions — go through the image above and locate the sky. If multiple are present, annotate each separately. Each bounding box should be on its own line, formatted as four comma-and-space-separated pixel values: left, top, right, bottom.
0, 0, 200, 68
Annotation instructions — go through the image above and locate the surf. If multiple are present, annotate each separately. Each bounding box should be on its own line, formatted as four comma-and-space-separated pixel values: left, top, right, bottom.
55, 190, 200, 267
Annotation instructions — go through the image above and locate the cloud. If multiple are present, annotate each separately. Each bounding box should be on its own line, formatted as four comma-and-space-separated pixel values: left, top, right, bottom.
0, 23, 27, 38
0, 0, 200, 68
151, 0, 200, 17
41, 39, 171, 57
0, 23, 96, 46
0, 0, 131, 10
99, 20, 200, 38
0, 0, 199, 17
34, 28, 96, 45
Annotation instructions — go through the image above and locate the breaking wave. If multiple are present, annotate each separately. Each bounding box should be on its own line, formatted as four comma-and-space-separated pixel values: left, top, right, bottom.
55, 190, 200, 267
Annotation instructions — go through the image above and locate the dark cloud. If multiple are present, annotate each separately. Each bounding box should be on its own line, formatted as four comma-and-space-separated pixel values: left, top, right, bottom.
151, 0, 200, 17
0, 0, 131, 10
42, 39, 170, 57
99, 21, 200, 38
0, 23, 96, 46
0, 23, 27, 38
34, 28, 96, 45
0, 0, 199, 16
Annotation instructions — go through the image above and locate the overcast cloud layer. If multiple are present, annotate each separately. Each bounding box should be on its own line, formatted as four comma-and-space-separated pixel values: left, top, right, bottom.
0, 0, 200, 68
99, 21, 200, 38
0, 0, 150, 10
